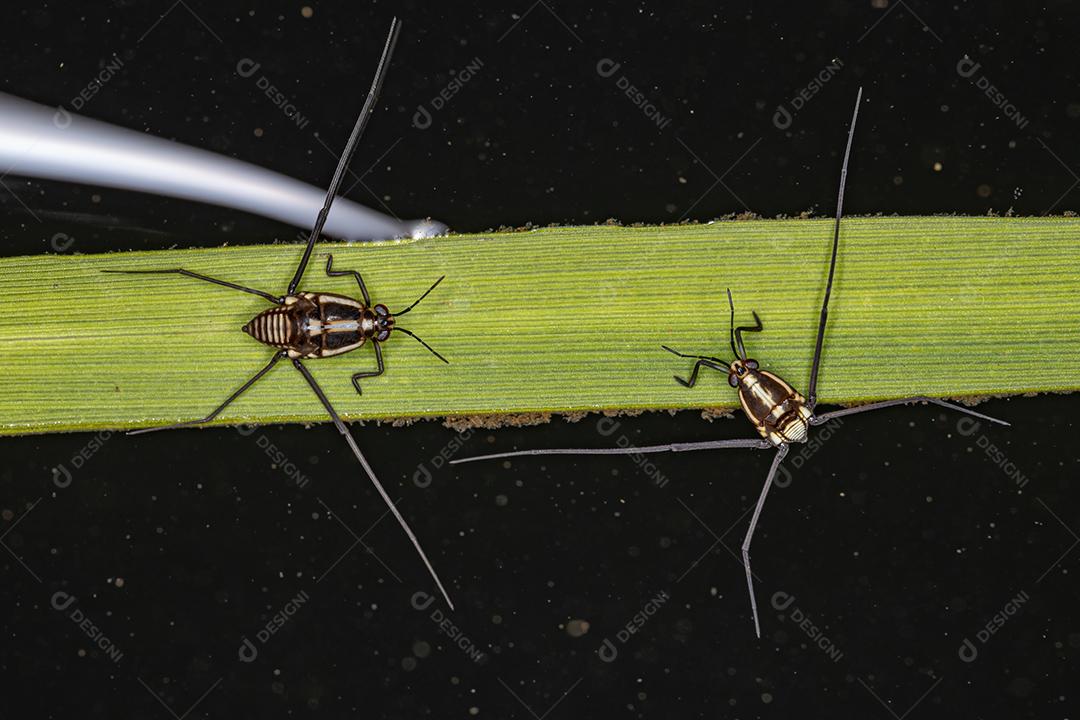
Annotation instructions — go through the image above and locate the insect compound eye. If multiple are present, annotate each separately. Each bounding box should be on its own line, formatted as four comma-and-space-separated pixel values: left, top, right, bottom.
728, 373, 739, 388
745, 359, 759, 370
376, 329, 391, 342
374, 304, 390, 317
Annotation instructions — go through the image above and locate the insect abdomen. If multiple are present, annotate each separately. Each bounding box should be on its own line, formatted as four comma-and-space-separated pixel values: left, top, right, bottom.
738, 370, 811, 445
772, 404, 810, 443
243, 307, 294, 348
243, 293, 371, 359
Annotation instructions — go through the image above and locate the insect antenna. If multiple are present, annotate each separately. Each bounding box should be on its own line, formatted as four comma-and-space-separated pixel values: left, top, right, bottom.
728, 288, 739, 359
287, 17, 402, 295
395, 327, 449, 364
807, 86, 862, 409
394, 275, 446, 316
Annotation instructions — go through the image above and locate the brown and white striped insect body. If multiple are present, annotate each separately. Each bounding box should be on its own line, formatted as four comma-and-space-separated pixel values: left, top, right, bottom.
243, 293, 395, 359
728, 359, 812, 446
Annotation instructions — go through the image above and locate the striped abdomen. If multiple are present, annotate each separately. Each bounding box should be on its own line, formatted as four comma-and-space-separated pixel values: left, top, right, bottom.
244, 292, 382, 359
243, 305, 295, 348
737, 369, 812, 446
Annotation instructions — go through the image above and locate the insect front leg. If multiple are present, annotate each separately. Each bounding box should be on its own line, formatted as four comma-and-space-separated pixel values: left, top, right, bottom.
325, 254, 371, 306
350, 342, 385, 395
674, 359, 728, 388
660, 345, 727, 388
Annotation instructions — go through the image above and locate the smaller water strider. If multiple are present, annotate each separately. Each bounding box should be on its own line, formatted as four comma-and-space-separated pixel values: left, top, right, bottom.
450, 87, 1010, 636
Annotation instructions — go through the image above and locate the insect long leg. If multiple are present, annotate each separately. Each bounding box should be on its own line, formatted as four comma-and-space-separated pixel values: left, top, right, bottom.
101, 269, 280, 304
807, 87, 863, 410
741, 444, 789, 638
287, 18, 401, 295
810, 396, 1010, 427
325, 254, 371, 306
728, 289, 763, 361
290, 357, 455, 610
449, 438, 773, 465
351, 342, 385, 394
128, 352, 285, 435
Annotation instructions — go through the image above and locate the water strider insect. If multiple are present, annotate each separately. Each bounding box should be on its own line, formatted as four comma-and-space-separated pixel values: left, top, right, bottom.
103, 19, 456, 610
450, 87, 1009, 636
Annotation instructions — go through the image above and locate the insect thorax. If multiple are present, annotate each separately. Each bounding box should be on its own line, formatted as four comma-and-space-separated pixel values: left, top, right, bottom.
243, 292, 375, 359
737, 369, 812, 445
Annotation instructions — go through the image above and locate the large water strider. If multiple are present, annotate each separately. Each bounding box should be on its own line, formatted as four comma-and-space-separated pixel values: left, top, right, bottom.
105, 18, 455, 611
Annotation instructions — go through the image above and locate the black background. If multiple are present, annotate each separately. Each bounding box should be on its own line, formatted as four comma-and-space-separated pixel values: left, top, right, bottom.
1, 1, 1078, 718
